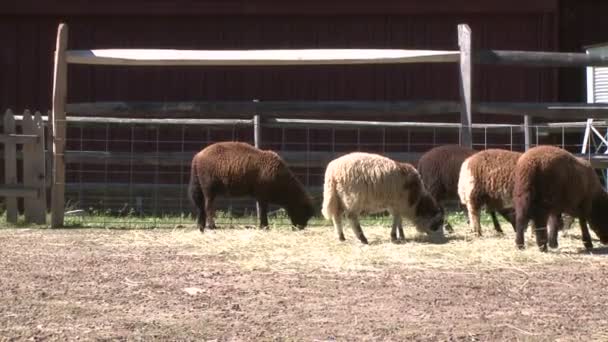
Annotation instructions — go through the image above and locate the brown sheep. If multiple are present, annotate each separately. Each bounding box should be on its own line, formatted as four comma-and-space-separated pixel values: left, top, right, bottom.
322, 152, 444, 244
513, 145, 608, 251
417, 145, 511, 233
458, 149, 520, 236
188, 141, 314, 231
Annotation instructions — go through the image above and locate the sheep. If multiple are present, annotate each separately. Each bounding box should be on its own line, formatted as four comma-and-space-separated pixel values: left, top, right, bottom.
321, 152, 444, 244
188, 141, 314, 232
457, 149, 521, 236
512, 145, 608, 251
417, 145, 511, 234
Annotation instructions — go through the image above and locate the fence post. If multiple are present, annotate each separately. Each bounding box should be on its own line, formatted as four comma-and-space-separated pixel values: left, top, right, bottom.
22, 111, 46, 224
253, 110, 262, 224
458, 23, 473, 148
34, 111, 47, 223
3, 109, 17, 223
51, 23, 68, 228
524, 115, 532, 151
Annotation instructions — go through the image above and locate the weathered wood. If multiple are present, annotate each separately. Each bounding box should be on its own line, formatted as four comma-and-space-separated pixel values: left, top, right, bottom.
476, 50, 608, 67
253, 112, 262, 221
45, 110, 53, 188
65, 49, 460, 66
63, 116, 253, 126
51, 23, 68, 228
65, 101, 461, 118
0, 134, 39, 144
64, 150, 424, 168
21, 110, 37, 223
0, 186, 39, 199
458, 24, 473, 148
524, 115, 532, 151
32, 112, 46, 223
476, 102, 608, 119
3, 110, 18, 223
266, 118, 489, 129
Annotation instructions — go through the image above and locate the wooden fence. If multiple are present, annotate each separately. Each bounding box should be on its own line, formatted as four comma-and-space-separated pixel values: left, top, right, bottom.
1, 110, 47, 224
49, 22, 608, 227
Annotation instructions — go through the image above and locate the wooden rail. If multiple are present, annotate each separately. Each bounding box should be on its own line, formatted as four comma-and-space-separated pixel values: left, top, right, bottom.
65, 49, 461, 66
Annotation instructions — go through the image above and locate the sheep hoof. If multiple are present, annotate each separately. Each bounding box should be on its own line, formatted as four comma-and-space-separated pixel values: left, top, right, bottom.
584, 242, 593, 250
198, 224, 205, 233
548, 240, 558, 249
538, 244, 548, 252
338, 235, 346, 242
359, 237, 369, 245
443, 223, 454, 234
260, 225, 270, 230
516, 244, 525, 250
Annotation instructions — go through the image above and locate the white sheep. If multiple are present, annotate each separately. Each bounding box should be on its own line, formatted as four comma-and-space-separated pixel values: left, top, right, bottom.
321, 152, 444, 244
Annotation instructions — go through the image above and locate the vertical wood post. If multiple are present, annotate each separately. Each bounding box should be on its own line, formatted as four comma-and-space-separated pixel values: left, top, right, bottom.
3, 109, 17, 223
34, 112, 47, 223
524, 115, 532, 151
253, 109, 262, 223
458, 24, 473, 148
22, 111, 46, 224
51, 23, 68, 228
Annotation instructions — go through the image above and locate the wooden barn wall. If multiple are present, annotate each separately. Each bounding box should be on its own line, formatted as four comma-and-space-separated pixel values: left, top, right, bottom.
558, 0, 608, 102
1, 13, 557, 120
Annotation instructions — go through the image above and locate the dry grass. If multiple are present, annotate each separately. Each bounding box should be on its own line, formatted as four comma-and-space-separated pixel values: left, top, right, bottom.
95, 219, 608, 274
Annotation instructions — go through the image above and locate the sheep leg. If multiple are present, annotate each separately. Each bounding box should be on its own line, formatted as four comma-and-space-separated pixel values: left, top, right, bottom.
547, 213, 562, 249
514, 194, 531, 250
579, 218, 593, 250
466, 202, 482, 237
498, 208, 517, 232
204, 195, 217, 229
332, 215, 346, 241
258, 201, 269, 229
347, 214, 368, 244
532, 211, 549, 252
391, 215, 404, 243
489, 210, 504, 235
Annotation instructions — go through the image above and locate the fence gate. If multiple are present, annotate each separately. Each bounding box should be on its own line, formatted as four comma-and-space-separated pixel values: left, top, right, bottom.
1, 110, 47, 224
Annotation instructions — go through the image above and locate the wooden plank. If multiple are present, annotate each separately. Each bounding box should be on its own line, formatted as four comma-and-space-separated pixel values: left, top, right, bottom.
524, 115, 533, 151
0, 134, 39, 144
64, 150, 424, 168
475, 102, 608, 119
60, 116, 253, 126
253, 113, 262, 222
32, 112, 46, 224
3, 109, 18, 223
21, 110, 37, 223
458, 24, 473, 148
65, 49, 460, 66
51, 23, 68, 228
45, 110, 53, 188
476, 50, 608, 67
0, 186, 39, 199
65, 101, 461, 118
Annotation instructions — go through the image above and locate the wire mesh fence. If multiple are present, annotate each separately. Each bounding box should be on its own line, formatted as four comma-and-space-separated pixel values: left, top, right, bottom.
57, 119, 598, 229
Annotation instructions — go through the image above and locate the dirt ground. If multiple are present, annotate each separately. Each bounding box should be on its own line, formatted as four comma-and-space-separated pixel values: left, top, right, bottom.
1, 228, 608, 341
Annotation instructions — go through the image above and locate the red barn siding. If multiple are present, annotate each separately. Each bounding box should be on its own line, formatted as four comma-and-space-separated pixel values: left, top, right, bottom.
2, 13, 557, 115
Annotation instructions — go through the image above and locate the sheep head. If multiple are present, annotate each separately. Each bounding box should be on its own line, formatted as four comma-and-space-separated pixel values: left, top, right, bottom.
589, 191, 608, 244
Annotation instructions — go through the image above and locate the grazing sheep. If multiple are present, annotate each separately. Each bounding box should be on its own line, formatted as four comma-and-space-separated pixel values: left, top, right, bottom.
321, 152, 444, 244
513, 145, 608, 251
417, 145, 510, 233
188, 141, 314, 232
457, 149, 521, 236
